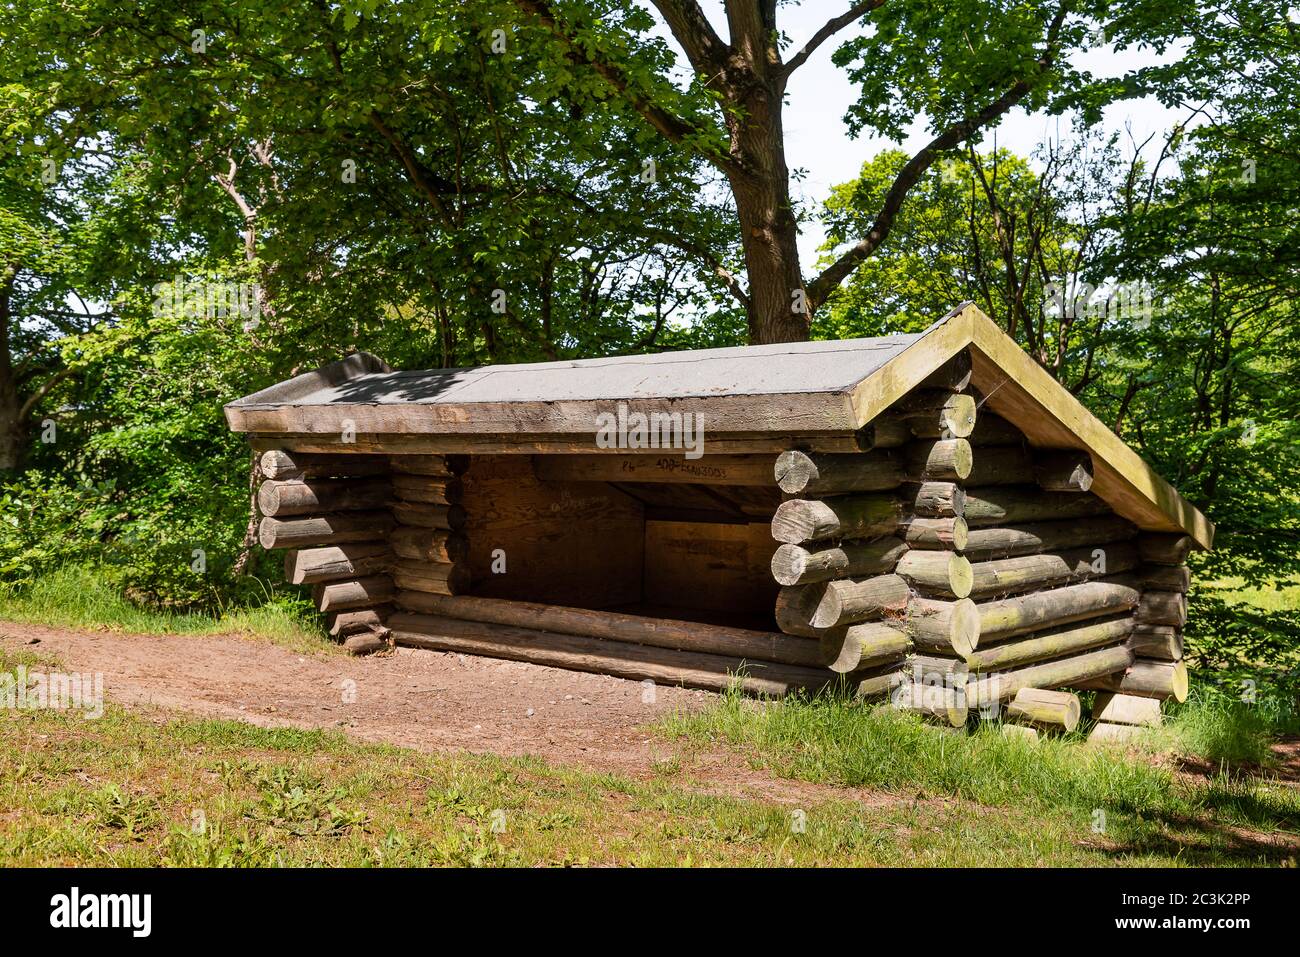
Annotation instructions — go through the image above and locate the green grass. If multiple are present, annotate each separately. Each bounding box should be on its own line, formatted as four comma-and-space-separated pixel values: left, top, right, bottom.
656, 688, 1299, 865
0, 683, 1290, 866
1160, 691, 1299, 766
0, 566, 332, 655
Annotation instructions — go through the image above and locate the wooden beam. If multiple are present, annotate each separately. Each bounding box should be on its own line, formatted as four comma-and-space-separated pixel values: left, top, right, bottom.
966, 644, 1135, 705
284, 543, 391, 585
259, 450, 389, 481
774, 450, 902, 496
963, 487, 1112, 526
257, 477, 391, 517
770, 537, 907, 587
535, 453, 778, 486
1077, 659, 1188, 702
967, 542, 1139, 600
388, 613, 839, 696
394, 592, 826, 668
960, 516, 1136, 562
904, 598, 981, 657
978, 579, 1141, 641
314, 575, 394, 612
966, 616, 1132, 672
1005, 688, 1082, 732
259, 511, 395, 549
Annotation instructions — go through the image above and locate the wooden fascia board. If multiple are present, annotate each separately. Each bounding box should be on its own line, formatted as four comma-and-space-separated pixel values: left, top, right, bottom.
225, 391, 860, 436
965, 309, 1213, 548
847, 303, 1212, 548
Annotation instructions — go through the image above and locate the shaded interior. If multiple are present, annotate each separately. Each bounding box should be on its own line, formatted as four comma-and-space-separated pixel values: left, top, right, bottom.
459, 454, 782, 631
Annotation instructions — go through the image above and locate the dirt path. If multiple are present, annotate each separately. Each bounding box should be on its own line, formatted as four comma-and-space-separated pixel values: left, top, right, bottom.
0, 620, 892, 808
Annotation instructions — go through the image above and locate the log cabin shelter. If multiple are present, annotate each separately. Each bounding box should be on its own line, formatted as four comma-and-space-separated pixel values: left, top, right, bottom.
225, 303, 1211, 723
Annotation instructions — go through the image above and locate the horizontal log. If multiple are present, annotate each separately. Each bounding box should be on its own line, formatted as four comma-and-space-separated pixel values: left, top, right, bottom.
904, 597, 981, 657
314, 575, 395, 613
388, 454, 469, 477
901, 516, 968, 551
854, 665, 908, 700
962, 486, 1112, 526
259, 450, 389, 481
389, 526, 469, 563
962, 444, 1032, 486
960, 516, 1136, 562
257, 477, 391, 517
966, 413, 1024, 446
1129, 624, 1183, 661
284, 542, 391, 585
343, 631, 390, 656
909, 481, 965, 518
1076, 659, 1188, 702
897, 390, 977, 439
962, 447, 1092, 491
895, 550, 973, 599
1005, 688, 1081, 732
388, 613, 837, 696
775, 575, 910, 635
863, 415, 920, 449
903, 653, 969, 686
258, 511, 396, 550
978, 579, 1141, 642
820, 622, 911, 674
967, 542, 1139, 600
905, 439, 973, 481
1137, 564, 1191, 592
770, 537, 907, 586
966, 644, 1135, 706
391, 561, 471, 596
1136, 590, 1187, 627
390, 474, 463, 505
1137, 532, 1195, 565
1034, 450, 1094, 492
535, 453, 777, 486
392, 501, 467, 531
394, 592, 827, 668
890, 681, 968, 727
770, 495, 903, 545
774, 450, 903, 496
966, 616, 1133, 673
1092, 692, 1163, 727
327, 607, 390, 638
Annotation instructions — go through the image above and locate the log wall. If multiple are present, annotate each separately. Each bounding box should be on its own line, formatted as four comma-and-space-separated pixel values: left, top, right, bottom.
767, 362, 1192, 721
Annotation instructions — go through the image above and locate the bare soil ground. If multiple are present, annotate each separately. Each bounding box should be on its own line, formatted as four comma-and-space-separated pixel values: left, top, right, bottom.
0, 619, 893, 807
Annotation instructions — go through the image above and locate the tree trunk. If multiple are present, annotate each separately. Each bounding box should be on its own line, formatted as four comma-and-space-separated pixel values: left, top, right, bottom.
0, 269, 26, 472
725, 77, 808, 344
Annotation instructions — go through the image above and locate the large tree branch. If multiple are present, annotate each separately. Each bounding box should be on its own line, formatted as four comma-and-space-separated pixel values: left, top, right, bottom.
648, 0, 729, 74
18, 365, 74, 423
367, 113, 456, 227
780, 1, 883, 80
512, 0, 745, 178
806, 4, 1070, 309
